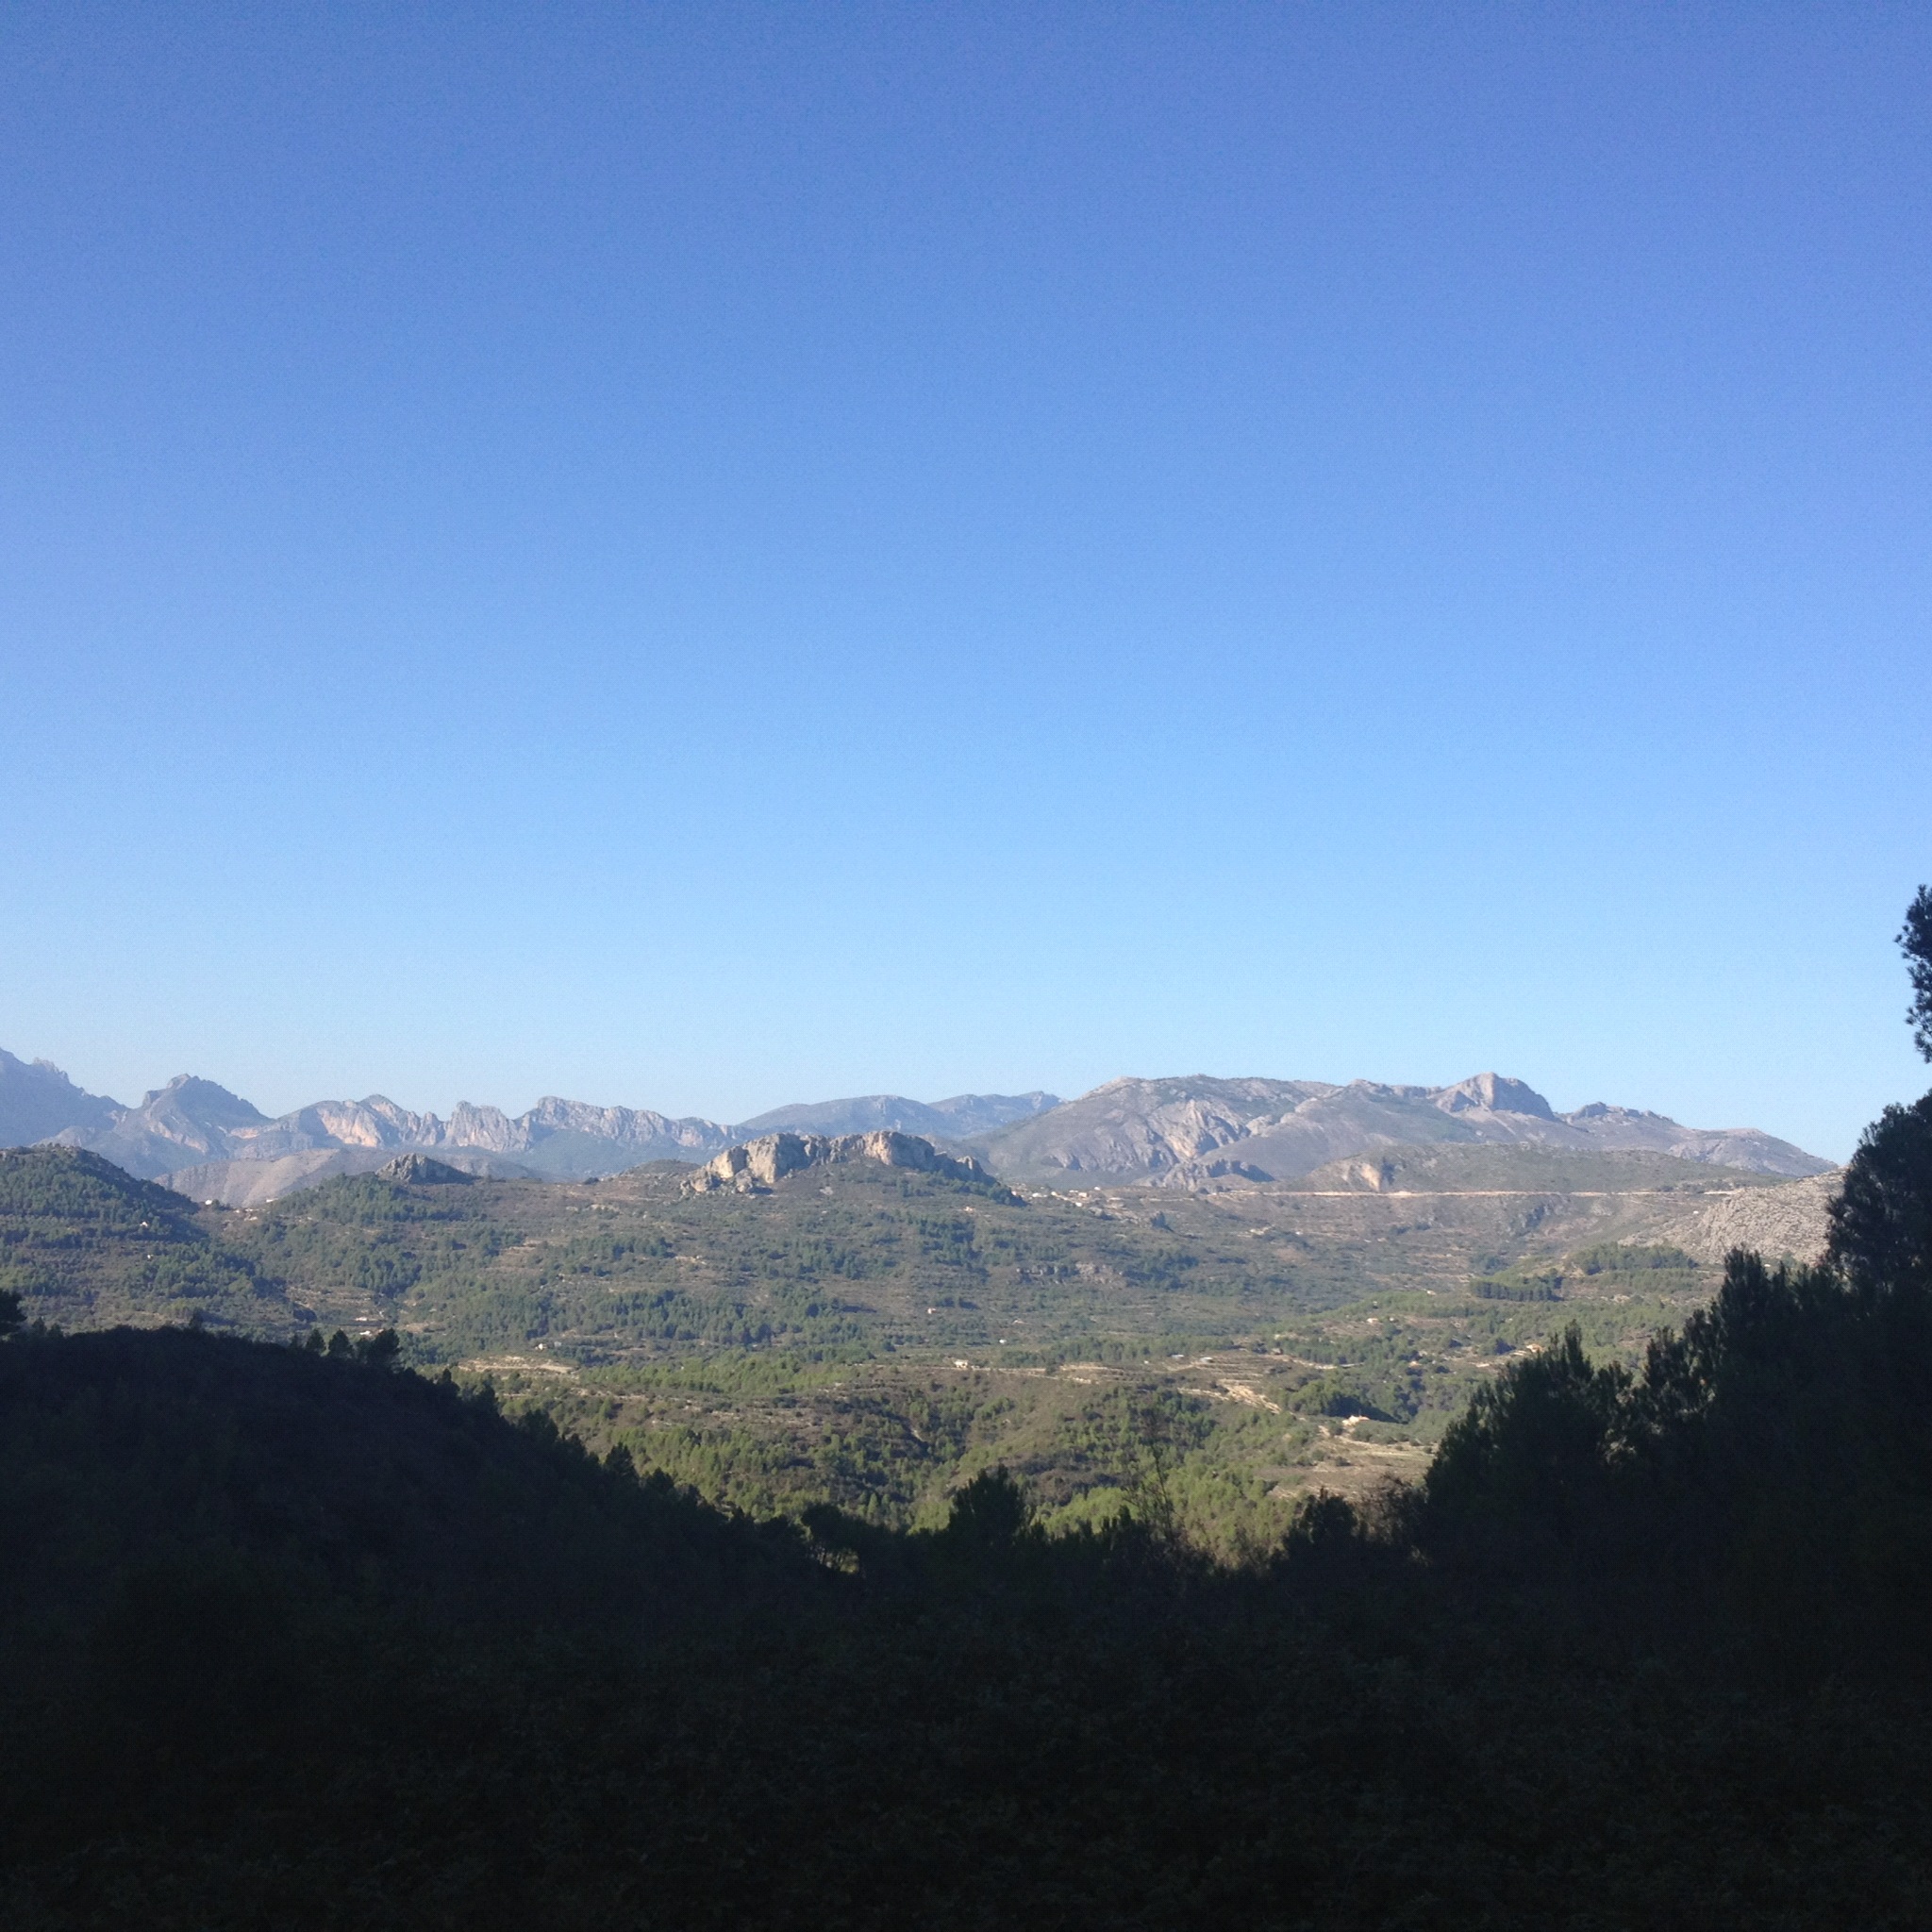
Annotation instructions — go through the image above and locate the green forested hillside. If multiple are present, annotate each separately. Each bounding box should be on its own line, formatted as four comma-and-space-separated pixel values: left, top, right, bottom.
0, 1141, 1759, 1540
0, 1146, 277, 1324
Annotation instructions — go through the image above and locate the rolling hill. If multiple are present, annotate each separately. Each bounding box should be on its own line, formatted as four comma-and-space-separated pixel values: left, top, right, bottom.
734, 1091, 1058, 1140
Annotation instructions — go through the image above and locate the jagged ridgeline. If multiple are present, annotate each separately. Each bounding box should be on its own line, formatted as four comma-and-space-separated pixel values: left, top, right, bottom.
4, 1042, 1828, 1203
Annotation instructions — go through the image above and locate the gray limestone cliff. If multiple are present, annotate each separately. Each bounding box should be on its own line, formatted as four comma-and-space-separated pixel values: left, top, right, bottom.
1678, 1170, 1841, 1265
683, 1130, 1011, 1196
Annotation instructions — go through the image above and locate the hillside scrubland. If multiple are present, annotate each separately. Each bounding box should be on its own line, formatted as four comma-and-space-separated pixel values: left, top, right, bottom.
0, 1134, 1817, 1540
4, 1144, 1931, 1925
5, 897, 1931, 1926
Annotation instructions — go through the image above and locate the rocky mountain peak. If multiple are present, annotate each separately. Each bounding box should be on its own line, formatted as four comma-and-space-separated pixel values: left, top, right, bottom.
969, 1071, 1828, 1186
138, 1076, 270, 1129
1434, 1073, 1557, 1120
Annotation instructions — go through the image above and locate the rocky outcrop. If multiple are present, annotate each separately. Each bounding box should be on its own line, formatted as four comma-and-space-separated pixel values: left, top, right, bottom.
163, 1146, 541, 1208
1434, 1073, 1557, 1120
683, 1130, 1009, 1196
376, 1152, 475, 1185
1157, 1156, 1281, 1188
1678, 1170, 1840, 1265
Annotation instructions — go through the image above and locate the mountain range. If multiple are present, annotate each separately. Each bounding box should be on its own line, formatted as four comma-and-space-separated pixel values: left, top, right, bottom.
961, 1071, 1832, 1186
0, 1047, 1829, 1203
0, 1052, 1059, 1196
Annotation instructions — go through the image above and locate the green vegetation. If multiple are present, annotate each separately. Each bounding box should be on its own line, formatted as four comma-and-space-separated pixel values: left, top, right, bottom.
6, 892, 1932, 1924
1903, 881, 1932, 1060
1285, 1141, 1795, 1192
5, 1179, 1932, 1924
0, 1146, 274, 1321
0, 1142, 1756, 1544
1471, 1240, 1699, 1300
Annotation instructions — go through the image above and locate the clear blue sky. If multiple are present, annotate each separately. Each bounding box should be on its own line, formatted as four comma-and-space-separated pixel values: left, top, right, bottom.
3, 3, 1928, 1157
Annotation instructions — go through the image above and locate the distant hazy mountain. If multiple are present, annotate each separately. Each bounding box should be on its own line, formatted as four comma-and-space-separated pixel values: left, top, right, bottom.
732, 1091, 1058, 1142
968, 1072, 1831, 1185
3, 1046, 1827, 1193
40, 1075, 735, 1182
0, 1049, 124, 1145
3, 1048, 1058, 1190
51, 1075, 271, 1177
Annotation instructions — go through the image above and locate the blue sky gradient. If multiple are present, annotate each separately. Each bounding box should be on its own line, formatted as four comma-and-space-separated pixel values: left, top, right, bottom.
3, 3, 1928, 1156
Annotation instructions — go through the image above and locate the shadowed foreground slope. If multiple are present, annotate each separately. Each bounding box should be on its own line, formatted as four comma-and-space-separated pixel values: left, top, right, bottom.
10, 904, 1932, 1925
4, 1296, 1932, 1930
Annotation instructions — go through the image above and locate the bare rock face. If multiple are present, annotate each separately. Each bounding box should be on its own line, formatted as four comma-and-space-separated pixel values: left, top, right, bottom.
1434, 1073, 1557, 1120
683, 1130, 1007, 1196
164, 1146, 541, 1208
51, 1074, 270, 1177
1153, 1155, 1279, 1189
376, 1153, 475, 1186
1680, 1170, 1841, 1264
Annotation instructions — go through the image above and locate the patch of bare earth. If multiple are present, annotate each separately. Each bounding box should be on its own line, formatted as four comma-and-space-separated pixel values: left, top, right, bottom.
1272, 1426, 1431, 1505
